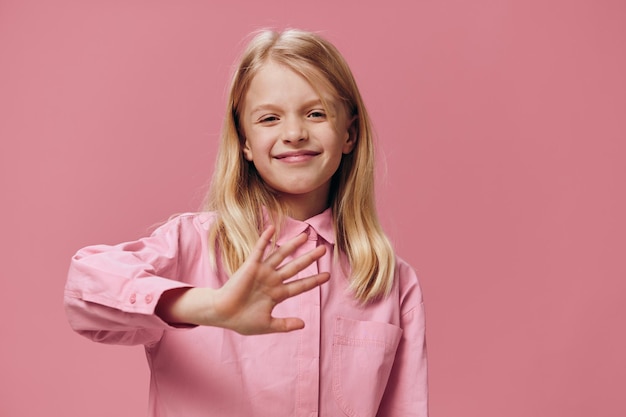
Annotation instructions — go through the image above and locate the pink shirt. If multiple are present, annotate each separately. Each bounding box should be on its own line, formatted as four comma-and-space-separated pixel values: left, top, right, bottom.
65, 209, 428, 416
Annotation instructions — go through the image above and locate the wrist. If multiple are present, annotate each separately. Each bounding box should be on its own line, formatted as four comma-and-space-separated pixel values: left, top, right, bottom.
155, 287, 200, 326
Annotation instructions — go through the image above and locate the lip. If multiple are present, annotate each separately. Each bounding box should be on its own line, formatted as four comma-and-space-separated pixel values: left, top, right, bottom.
273, 150, 320, 162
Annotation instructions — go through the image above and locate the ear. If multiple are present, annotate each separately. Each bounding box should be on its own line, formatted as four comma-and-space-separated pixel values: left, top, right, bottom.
342, 116, 357, 154
242, 139, 253, 161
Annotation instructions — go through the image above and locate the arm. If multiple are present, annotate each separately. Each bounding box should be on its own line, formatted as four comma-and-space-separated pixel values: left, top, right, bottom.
154, 225, 330, 335
64, 216, 197, 345
377, 264, 428, 416
65, 217, 329, 345
377, 303, 428, 416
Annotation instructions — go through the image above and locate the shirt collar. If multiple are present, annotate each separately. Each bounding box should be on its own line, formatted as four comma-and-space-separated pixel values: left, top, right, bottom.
263, 207, 335, 246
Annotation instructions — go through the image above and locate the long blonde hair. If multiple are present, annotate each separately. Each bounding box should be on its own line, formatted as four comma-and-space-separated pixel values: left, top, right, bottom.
205, 29, 395, 302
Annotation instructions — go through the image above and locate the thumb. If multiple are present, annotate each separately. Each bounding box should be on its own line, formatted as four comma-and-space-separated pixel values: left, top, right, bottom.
268, 317, 305, 333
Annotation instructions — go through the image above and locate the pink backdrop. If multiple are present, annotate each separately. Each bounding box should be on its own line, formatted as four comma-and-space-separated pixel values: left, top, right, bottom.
1, 0, 624, 416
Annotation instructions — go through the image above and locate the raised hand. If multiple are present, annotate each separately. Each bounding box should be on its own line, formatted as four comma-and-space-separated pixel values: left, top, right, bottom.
155, 225, 330, 335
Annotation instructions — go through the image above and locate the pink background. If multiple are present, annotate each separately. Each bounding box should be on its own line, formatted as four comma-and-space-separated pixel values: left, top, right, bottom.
1, 0, 625, 416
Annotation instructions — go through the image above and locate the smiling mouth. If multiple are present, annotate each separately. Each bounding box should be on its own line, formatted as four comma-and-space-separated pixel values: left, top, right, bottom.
274, 151, 320, 162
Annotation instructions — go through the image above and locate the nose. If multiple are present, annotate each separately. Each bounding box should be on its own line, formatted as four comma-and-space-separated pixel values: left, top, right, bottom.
282, 116, 307, 143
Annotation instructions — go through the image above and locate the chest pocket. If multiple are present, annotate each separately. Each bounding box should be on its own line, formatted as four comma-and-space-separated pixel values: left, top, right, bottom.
332, 316, 403, 417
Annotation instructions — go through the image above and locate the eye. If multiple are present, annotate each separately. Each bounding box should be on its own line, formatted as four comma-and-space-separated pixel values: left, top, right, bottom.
258, 115, 279, 124
307, 110, 327, 119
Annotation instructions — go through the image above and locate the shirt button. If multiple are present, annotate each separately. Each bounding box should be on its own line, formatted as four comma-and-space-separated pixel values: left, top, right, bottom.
129, 293, 137, 304
145, 294, 153, 304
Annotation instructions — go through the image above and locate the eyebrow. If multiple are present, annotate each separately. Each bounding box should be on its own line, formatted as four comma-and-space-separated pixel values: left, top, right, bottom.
249, 98, 331, 115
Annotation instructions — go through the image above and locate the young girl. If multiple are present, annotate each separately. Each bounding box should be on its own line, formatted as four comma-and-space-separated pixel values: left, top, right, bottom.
65, 29, 428, 416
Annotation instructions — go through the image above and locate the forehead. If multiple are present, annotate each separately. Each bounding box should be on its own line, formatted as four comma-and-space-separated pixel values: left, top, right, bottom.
244, 60, 338, 107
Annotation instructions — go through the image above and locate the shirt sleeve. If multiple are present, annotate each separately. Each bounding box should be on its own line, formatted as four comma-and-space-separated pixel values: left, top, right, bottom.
377, 263, 429, 417
64, 215, 199, 346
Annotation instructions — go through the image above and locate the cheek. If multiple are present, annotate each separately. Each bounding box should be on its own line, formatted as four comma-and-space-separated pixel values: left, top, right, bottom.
243, 132, 274, 162
252, 130, 277, 148
326, 146, 345, 173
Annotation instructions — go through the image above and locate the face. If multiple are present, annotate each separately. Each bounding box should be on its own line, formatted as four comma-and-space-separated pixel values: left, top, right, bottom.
240, 60, 355, 219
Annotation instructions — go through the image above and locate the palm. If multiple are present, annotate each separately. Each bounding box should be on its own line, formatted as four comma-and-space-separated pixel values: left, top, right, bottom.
211, 226, 329, 335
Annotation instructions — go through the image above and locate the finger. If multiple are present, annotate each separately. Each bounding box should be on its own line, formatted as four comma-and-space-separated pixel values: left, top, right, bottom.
276, 245, 327, 281
264, 232, 309, 268
267, 317, 306, 333
248, 225, 276, 263
278, 272, 330, 301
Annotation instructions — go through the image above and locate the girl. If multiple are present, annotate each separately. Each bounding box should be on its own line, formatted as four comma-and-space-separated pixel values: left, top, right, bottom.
65, 29, 428, 416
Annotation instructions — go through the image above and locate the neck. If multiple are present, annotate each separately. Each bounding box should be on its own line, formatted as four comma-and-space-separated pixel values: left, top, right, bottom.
280, 192, 330, 221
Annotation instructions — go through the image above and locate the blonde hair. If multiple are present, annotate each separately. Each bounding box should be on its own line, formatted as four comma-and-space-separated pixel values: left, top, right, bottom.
205, 29, 395, 302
